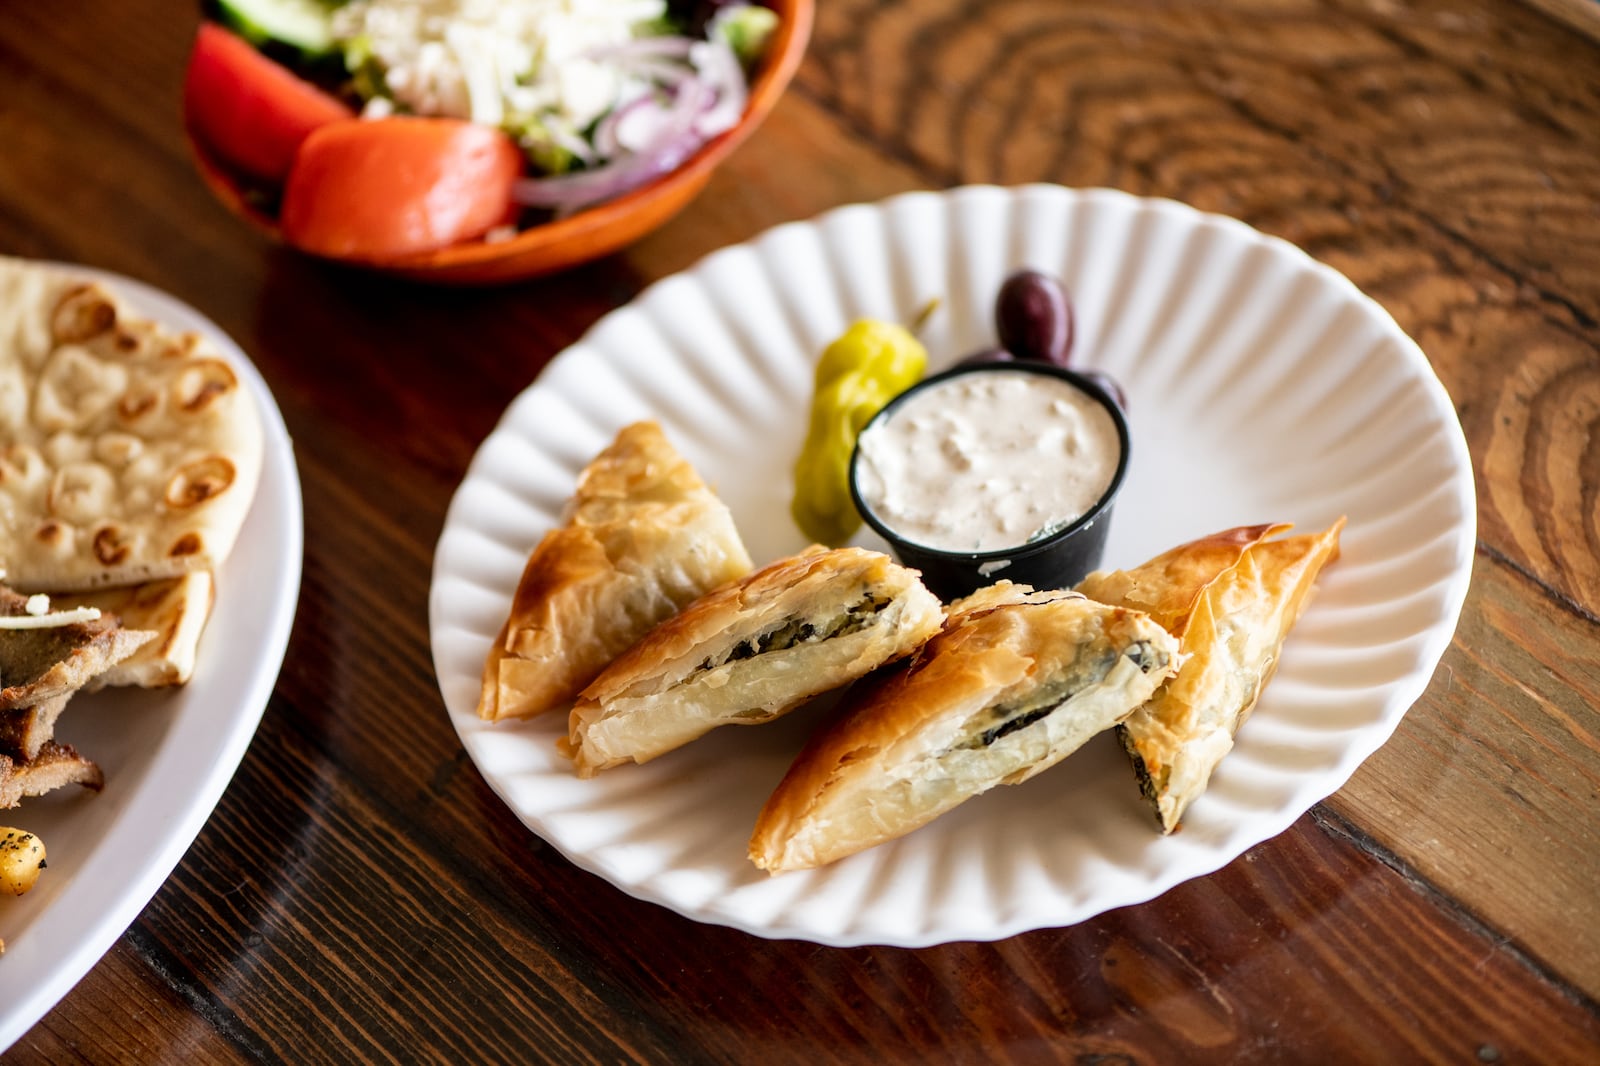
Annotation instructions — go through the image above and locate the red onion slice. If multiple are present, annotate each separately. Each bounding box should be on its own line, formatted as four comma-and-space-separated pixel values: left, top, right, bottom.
689, 39, 746, 138
513, 75, 712, 211
511, 37, 748, 213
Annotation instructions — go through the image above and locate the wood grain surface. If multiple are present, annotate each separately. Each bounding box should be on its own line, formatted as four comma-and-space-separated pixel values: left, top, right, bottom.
1, 0, 1597, 1062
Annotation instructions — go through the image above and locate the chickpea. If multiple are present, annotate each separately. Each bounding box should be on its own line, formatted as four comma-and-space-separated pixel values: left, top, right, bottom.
0, 828, 46, 895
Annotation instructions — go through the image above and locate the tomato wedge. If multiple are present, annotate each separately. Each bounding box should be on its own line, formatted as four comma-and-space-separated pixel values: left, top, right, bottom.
280, 118, 523, 260
183, 23, 352, 182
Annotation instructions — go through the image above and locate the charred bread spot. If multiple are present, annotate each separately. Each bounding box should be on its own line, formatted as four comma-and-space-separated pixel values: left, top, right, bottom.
93, 525, 132, 566
168, 531, 203, 557
117, 388, 159, 423
35, 520, 69, 550
101, 319, 161, 360
164, 455, 235, 508
173, 359, 238, 413
51, 285, 116, 344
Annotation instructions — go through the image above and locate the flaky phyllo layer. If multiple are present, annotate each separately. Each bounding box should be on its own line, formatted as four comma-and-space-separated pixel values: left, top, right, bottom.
567, 547, 944, 777
1077, 519, 1345, 833
477, 421, 752, 722
749, 585, 1181, 873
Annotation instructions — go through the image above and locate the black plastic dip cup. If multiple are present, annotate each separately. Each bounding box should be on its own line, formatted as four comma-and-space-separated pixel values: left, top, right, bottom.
849, 361, 1131, 602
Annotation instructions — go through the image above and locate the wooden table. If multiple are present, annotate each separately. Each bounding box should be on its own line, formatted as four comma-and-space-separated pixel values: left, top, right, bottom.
3, 0, 1598, 1060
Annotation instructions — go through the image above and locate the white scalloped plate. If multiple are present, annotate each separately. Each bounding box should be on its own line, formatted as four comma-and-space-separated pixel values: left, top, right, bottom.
429, 186, 1474, 947
0, 264, 302, 1048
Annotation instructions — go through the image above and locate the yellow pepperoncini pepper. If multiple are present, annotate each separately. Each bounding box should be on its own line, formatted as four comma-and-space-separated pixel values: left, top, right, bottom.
791, 319, 927, 545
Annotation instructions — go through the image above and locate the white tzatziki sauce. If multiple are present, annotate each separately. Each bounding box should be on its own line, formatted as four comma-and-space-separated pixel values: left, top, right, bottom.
854, 369, 1121, 553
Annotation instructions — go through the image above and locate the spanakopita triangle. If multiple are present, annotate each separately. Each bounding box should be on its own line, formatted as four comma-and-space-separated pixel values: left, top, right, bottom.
568, 545, 944, 778
749, 583, 1180, 873
1077, 519, 1345, 833
477, 421, 752, 722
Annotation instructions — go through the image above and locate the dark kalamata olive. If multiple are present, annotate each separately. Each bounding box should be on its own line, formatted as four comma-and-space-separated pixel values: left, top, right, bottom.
1077, 370, 1127, 410
956, 347, 1017, 366
995, 269, 1075, 367
672, 0, 735, 36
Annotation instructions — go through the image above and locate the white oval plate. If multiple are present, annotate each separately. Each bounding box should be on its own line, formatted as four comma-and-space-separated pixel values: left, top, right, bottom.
0, 264, 302, 1048
430, 186, 1474, 948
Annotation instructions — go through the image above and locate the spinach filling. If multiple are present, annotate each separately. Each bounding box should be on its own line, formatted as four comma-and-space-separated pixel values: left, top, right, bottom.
979, 704, 1056, 748
966, 640, 1166, 749
695, 592, 891, 674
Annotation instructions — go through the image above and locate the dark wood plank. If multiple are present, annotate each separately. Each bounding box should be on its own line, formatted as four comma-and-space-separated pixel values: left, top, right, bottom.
1328, 553, 1600, 993
123, 708, 680, 1066
8, 941, 254, 1066
1522, 0, 1600, 40
105, 708, 1600, 1064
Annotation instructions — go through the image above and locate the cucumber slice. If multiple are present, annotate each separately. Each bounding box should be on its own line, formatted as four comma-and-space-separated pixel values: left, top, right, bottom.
216, 0, 337, 56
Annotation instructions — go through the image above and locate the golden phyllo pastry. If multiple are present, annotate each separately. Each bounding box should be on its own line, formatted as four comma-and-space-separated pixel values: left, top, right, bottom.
1077, 519, 1345, 833
749, 583, 1180, 873
566, 546, 944, 778
477, 421, 752, 722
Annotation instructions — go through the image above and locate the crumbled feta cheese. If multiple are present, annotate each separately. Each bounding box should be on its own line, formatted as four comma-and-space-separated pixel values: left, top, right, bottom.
333, 0, 669, 132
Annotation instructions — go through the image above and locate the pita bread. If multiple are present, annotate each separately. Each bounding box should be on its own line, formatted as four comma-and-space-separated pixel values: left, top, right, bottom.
568, 546, 945, 778
1077, 519, 1345, 832
477, 421, 752, 722
749, 583, 1180, 873
0, 256, 263, 592
56, 572, 215, 688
